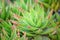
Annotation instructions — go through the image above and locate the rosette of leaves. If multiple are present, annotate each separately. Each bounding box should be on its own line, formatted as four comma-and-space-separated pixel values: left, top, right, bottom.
0, 19, 29, 40
13, 2, 56, 39
0, 0, 60, 40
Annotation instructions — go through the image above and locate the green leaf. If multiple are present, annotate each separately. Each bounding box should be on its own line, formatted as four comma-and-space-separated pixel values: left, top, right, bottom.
41, 28, 55, 34
34, 36, 50, 40
10, 29, 17, 40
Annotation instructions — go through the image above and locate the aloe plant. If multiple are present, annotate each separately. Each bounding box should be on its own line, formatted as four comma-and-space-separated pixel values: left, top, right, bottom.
12, 2, 56, 39
0, 0, 60, 40
0, 19, 29, 40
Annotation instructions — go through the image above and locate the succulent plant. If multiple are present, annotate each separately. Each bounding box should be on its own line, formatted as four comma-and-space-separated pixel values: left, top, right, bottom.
12, 2, 56, 38
0, 0, 60, 40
